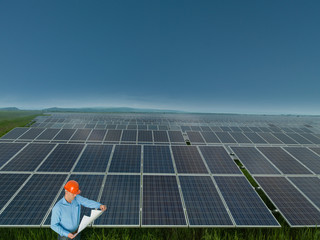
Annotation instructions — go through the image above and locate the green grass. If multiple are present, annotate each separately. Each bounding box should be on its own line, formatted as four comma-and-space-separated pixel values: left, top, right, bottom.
0, 112, 319, 239
0, 110, 43, 137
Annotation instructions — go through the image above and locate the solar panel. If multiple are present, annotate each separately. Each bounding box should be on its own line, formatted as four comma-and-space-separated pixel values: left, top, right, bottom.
299, 133, 320, 144
284, 147, 320, 174
228, 132, 252, 143
210, 126, 222, 132
186, 131, 205, 143
158, 125, 168, 130
138, 130, 153, 142
214, 176, 279, 226
220, 127, 232, 132
2, 143, 56, 172
53, 129, 76, 141
153, 131, 169, 143
259, 127, 272, 132
142, 175, 186, 226
73, 145, 113, 172
43, 174, 105, 225
285, 133, 312, 144
0, 174, 67, 226
200, 126, 211, 131
85, 123, 96, 129
143, 146, 174, 173
168, 131, 185, 143
0, 143, 26, 168
35, 129, 60, 140
0, 174, 30, 211
121, 130, 137, 142
108, 145, 141, 173
37, 144, 84, 172
94, 175, 140, 226
179, 176, 233, 226
229, 127, 242, 132
289, 177, 320, 209
215, 132, 236, 143
258, 147, 312, 174
116, 124, 126, 130
171, 146, 208, 174
106, 124, 116, 130
1, 128, 29, 139
231, 147, 280, 175
272, 133, 297, 144
87, 129, 107, 142
257, 133, 283, 144
104, 130, 121, 142
200, 132, 220, 143
191, 126, 201, 131
18, 128, 45, 140
310, 147, 320, 156
243, 132, 267, 144
239, 127, 252, 132
255, 176, 320, 227
199, 146, 241, 174
70, 129, 91, 141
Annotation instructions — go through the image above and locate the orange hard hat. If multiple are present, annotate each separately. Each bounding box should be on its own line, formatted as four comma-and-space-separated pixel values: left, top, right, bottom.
64, 180, 81, 195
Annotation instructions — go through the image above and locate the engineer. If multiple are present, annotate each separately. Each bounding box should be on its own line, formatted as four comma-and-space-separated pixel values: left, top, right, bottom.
51, 180, 107, 239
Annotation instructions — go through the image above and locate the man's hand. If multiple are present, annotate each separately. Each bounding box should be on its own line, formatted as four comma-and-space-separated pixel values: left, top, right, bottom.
100, 205, 107, 211
68, 233, 76, 239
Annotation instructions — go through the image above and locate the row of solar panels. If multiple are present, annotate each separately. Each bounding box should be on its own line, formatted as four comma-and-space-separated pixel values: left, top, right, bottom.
2, 173, 320, 227
32, 121, 316, 134
2, 127, 320, 145
1, 142, 320, 175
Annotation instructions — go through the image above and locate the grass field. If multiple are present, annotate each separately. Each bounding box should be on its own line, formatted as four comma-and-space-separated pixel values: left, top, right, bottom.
0, 110, 43, 137
0, 111, 319, 239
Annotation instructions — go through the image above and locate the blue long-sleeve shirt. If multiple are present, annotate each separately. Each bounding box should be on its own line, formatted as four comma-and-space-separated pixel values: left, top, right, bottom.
51, 195, 101, 237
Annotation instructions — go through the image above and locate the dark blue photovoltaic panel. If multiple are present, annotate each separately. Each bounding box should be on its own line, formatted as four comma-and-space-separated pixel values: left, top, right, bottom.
181, 126, 191, 132
231, 147, 280, 175
53, 129, 76, 141
73, 145, 112, 172
215, 176, 279, 226
229, 127, 242, 132
0, 174, 30, 211
43, 174, 104, 225
284, 147, 320, 174
257, 133, 283, 144
0, 174, 67, 225
121, 130, 137, 142
87, 129, 107, 141
153, 131, 169, 143
199, 146, 241, 174
310, 147, 320, 156
0, 143, 26, 168
215, 132, 236, 143
172, 146, 208, 174
258, 147, 312, 174
104, 130, 121, 141
289, 177, 320, 209
229, 132, 252, 143
2, 143, 55, 171
142, 175, 186, 226
1, 128, 29, 139
285, 133, 312, 144
94, 175, 140, 226
243, 132, 267, 144
200, 132, 220, 143
186, 131, 205, 143
179, 176, 233, 226
255, 177, 320, 226
106, 124, 116, 130
272, 133, 297, 144
37, 144, 84, 172
18, 128, 45, 140
143, 146, 174, 173
70, 129, 91, 141
299, 134, 320, 144
35, 129, 60, 140
200, 126, 211, 131
108, 145, 141, 173
168, 131, 185, 143
138, 130, 153, 142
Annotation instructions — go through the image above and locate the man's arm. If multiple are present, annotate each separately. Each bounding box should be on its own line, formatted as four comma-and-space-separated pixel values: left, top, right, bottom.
76, 195, 107, 211
51, 206, 71, 237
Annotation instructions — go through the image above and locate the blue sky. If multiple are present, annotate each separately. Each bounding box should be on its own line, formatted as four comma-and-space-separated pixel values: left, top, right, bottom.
0, 1, 319, 114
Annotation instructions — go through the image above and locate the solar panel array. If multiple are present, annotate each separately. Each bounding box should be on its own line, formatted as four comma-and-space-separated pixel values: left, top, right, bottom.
1, 112, 320, 227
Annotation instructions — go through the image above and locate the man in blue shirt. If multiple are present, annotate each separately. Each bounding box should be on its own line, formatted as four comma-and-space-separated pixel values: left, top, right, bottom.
51, 180, 107, 239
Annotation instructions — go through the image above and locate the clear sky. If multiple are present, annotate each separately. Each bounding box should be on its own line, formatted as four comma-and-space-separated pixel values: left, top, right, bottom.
0, 1, 319, 114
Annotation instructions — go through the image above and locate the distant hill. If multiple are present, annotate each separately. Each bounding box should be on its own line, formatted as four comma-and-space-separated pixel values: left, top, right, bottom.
43, 107, 185, 113
0, 107, 20, 111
